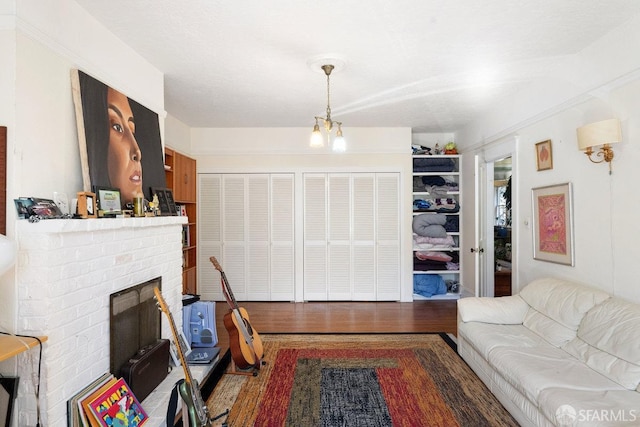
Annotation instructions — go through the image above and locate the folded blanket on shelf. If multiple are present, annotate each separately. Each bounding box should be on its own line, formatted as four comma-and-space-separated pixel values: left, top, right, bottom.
413, 234, 456, 249
413, 274, 447, 297
412, 214, 448, 237
415, 251, 453, 262
444, 215, 459, 232
425, 185, 449, 198
413, 157, 456, 172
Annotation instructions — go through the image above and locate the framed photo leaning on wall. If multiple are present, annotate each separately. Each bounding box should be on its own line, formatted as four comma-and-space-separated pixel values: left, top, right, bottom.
532, 182, 574, 266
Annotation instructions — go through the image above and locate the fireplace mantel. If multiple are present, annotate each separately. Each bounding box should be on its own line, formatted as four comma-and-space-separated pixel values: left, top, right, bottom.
14, 216, 188, 425
16, 215, 187, 234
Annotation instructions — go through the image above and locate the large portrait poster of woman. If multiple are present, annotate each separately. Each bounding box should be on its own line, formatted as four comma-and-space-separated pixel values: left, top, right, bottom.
71, 69, 166, 207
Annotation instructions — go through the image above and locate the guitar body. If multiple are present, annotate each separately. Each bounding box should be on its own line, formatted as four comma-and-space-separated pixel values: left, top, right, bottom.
178, 378, 211, 427
210, 256, 264, 371
223, 307, 264, 369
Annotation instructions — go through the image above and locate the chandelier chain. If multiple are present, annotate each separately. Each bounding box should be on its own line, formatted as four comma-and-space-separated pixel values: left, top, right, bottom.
326, 71, 332, 123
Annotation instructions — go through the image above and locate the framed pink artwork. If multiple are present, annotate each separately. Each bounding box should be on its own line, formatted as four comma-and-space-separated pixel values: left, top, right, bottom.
532, 182, 574, 265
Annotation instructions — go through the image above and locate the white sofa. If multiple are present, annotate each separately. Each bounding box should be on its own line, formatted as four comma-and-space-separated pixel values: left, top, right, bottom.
457, 277, 640, 427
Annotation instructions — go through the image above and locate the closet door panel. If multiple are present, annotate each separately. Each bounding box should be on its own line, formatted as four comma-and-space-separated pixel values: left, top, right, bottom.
352, 244, 376, 299
304, 244, 327, 300
198, 174, 222, 300
303, 174, 328, 299
222, 244, 247, 299
246, 175, 270, 298
328, 244, 351, 299
376, 173, 401, 300
352, 174, 376, 242
223, 176, 245, 243
270, 174, 295, 300
377, 243, 401, 300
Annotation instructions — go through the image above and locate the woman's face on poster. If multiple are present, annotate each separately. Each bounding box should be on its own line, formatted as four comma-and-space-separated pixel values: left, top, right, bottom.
107, 87, 142, 204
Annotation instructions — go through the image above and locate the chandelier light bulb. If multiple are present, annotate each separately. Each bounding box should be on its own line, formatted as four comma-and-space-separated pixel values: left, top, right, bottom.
333, 123, 346, 152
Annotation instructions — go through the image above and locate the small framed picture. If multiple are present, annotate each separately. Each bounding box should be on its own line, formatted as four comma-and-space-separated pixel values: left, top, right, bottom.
77, 191, 97, 218
151, 187, 177, 216
532, 182, 574, 266
535, 139, 553, 171
14, 199, 30, 219
94, 186, 122, 216
165, 189, 178, 216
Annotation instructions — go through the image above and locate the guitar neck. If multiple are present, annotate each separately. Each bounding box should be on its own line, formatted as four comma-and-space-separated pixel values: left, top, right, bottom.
211, 256, 240, 310
153, 289, 197, 388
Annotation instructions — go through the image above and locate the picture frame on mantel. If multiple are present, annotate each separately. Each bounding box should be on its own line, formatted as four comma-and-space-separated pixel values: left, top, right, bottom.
151, 187, 177, 216
77, 191, 97, 219
532, 182, 574, 266
94, 186, 122, 217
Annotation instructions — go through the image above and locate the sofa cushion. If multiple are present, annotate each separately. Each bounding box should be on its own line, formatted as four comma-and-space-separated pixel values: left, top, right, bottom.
563, 298, 640, 390
538, 388, 640, 427
519, 278, 610, 346
458, 322, 553, 360
457, 295, 529, 324
488, 346, 625, 404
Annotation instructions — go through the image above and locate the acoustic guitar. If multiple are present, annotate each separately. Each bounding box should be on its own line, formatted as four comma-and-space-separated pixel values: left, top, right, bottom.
153, 287, 212, 427
210, 256, 264, 371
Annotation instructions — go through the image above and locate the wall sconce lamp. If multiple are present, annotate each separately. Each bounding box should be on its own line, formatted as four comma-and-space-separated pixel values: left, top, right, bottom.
576, 118, 622, 174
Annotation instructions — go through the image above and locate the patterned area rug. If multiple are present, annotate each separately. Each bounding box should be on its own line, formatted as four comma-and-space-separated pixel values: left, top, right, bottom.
207, 334, 517, 427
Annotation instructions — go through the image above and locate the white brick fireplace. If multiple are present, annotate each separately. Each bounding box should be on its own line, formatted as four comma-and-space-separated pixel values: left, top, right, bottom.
13, 217, 186, 426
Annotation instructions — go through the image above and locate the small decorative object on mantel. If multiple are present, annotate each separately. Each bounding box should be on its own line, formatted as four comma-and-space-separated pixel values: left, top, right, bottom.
76, 191, 97, 219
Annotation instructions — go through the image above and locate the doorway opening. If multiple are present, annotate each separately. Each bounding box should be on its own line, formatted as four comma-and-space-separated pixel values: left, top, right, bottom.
493, 157, 512, 296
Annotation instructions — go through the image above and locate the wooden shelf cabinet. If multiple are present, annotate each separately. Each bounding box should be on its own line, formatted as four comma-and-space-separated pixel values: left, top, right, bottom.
165, 147, 198, 295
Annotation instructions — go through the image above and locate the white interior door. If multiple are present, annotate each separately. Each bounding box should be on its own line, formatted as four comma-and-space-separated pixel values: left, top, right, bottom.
479, 140, 517, 297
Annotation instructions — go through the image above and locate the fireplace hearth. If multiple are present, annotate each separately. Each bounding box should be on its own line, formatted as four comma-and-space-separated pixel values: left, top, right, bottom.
109, 277, 162, 376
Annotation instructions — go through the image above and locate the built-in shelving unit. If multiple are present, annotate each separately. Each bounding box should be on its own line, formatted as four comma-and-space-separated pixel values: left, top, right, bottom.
164, 147, 198, 294
412, 154, 462, 300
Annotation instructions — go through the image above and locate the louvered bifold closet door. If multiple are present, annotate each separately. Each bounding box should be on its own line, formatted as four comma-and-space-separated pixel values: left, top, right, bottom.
222, 175, 247, 300
328, 174, 352, 300
352, 174, 377, 300
270, 174, 295, 300
246, 175, 270, 300
198, 174, 222, 300
375, 173, 401, 300
303, 174, 328, 300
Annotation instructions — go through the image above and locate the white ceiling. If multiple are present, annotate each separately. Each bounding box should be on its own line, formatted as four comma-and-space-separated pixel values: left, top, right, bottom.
74, 0, 640, 134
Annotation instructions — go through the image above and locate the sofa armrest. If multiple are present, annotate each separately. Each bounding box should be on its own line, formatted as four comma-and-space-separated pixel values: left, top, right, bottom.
458, 295, 529, 324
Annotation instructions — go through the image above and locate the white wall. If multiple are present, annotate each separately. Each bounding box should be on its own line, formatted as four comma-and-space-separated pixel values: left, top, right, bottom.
164, 113, 191, 154
456, 15, 640, 303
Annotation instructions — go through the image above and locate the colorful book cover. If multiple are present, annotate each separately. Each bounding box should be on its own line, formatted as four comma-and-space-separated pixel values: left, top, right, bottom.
80, 377, 118, 427
87, 378, 148, 427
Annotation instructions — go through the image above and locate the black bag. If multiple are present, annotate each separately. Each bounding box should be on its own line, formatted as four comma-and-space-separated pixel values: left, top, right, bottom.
120, 338, 170, 401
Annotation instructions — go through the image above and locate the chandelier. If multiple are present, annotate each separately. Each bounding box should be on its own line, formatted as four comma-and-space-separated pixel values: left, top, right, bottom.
310, 64, 346, 152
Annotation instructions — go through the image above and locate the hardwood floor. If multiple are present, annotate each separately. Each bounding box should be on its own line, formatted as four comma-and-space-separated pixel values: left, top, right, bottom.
214, 300, 458, 355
